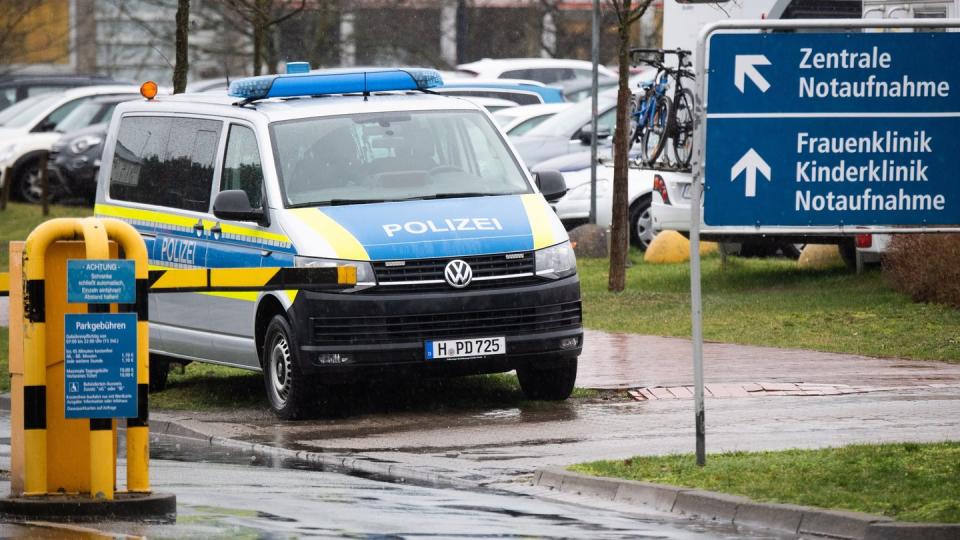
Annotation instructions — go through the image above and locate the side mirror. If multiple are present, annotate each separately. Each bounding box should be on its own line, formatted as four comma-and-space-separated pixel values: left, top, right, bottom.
535, 170, 567, 202
213, 190, 265, 223
32, 120, 57, 133
577, 124, 611, 145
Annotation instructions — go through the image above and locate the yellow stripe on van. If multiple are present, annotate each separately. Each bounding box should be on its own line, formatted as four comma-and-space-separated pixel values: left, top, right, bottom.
95, 203, 290, 244
520, 194, 561, 249
289, 208, 370, 261
151, 268, 207, 290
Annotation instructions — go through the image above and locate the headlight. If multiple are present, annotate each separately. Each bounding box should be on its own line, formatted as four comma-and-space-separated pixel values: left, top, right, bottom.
69, 135, 103, 154
294, 256, 376, 292
535, 241, 577, 279
0, 142, 20, 163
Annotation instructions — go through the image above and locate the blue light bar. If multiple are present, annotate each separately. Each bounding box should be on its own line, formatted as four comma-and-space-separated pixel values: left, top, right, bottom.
286, 61, 310, 74
228, 68, 444, 101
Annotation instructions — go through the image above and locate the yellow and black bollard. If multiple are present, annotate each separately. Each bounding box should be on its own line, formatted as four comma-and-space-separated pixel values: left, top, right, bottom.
2, 217, 175, 520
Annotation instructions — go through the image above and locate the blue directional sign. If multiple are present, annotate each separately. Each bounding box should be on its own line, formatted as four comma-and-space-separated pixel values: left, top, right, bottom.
67, 259, 135, 304
64, 313, 138, 419
703, 31, 960, 227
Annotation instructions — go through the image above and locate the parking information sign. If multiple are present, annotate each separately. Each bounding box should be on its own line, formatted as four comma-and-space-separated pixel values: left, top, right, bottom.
704, 32, 960, 227
64, 313, 138, 419
67, 259, 136, 304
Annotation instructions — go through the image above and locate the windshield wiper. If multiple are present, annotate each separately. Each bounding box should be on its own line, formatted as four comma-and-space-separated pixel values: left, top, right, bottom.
289, 199, 385, 208
427, 192, 513, 200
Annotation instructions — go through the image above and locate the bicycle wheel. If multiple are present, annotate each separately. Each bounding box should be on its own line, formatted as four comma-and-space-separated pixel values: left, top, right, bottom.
641, 94, 672, 165
628, 93, 645, 147
672, 88, 695, 168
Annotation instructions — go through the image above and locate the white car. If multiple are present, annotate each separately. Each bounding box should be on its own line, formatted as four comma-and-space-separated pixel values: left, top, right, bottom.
456, 58, 616, 84
0, 85, 142, 202
493, 103, 571, 136
553, 161, 657, 249
651, 171, 884, 264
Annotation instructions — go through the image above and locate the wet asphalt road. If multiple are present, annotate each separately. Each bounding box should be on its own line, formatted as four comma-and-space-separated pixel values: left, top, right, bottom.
0, 417, 790, 539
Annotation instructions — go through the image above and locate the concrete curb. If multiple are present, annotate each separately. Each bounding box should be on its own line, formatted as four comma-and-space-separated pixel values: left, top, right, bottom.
1, 395, 481, 491
534, 468, 959, 540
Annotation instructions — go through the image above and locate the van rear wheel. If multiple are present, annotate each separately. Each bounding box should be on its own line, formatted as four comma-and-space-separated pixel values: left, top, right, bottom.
516, 357, 578, 400
263, 314, 313, 420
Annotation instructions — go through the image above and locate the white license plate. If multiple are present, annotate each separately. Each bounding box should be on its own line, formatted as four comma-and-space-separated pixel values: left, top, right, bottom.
425, 337, 506, 360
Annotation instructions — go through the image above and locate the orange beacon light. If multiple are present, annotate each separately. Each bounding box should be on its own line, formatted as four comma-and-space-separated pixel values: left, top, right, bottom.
140, 81, 158, 99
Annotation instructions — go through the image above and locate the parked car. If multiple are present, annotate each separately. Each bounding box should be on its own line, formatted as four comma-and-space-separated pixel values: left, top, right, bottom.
549, 160, 657, 249
0, 85, 141, 202
453, 96, 519, 113
559, 76, 618, 102
493, 103, 571, 136
435, 79, 565, 105
46, 95, 136, 203
511, 88, 618, 169
456, 58, 616, 84
185, 78, 231, 93
0, 74, 130, 111
94, 66, 582, 419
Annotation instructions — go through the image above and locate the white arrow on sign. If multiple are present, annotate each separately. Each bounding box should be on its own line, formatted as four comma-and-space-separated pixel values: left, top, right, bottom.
734, 54, 771, 93
730, 149, 771, 198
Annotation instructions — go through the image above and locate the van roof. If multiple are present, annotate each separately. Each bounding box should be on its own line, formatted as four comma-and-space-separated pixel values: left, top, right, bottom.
114, 91, 486, 123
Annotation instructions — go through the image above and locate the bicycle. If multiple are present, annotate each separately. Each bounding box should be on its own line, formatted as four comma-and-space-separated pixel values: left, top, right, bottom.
628, 48, 696, 168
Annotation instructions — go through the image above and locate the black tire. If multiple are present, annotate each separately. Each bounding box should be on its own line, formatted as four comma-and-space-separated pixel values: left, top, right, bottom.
262, 314, 313, 420
516, 357, 578, 401
148, 356, 170, 392
672, 89, 695, 168
629, 196, 655, 250
14, 159, 44, 203
641, 95, 672, 165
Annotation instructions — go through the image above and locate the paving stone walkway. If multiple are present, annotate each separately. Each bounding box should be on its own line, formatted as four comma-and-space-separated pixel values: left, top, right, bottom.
576, 329, 960, 390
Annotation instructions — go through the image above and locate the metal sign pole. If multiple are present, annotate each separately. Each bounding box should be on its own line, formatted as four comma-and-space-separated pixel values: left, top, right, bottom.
588, 0, 599, 225
690, 28, 710, 467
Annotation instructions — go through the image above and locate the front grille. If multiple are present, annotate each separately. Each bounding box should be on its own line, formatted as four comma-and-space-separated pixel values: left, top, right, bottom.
311, 300, 581, 346
371, 252, 539, 292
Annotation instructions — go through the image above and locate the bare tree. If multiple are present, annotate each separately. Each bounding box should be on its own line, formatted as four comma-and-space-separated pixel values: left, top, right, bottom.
220, 0, 308, 75
607, 0, 655, 292
173, 0, 190, 92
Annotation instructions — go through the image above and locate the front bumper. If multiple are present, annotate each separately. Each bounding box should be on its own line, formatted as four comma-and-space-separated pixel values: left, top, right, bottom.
288, 276, 583, 381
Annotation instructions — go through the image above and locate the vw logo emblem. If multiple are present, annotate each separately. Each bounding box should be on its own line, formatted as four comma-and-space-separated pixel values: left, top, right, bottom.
444, 259, 473, 288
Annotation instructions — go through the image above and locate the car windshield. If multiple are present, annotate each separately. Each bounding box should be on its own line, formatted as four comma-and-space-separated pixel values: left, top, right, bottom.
524, 92, 617, 138
0, 93, 59, 128
271, 109, 531, 207
56, 100, 120, 133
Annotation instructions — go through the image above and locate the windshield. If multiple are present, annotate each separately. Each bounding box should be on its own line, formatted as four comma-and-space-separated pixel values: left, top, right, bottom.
271, 109, 531, 207
0, 93, 59, 128
57, 100, 119, 133
524, 92, 617, 138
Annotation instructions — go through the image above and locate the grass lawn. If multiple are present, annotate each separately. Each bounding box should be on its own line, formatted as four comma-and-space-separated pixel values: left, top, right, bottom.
0, 202, 92, 270
579, 252, 960, 362
570, 442, 960, 523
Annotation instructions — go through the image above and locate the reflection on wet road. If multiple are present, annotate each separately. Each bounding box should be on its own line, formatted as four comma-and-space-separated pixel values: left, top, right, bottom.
0, 420, 790, 539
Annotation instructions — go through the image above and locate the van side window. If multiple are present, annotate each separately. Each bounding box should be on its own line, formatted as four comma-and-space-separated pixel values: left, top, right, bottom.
109, 116, 220, 212
220, 125, 263, 208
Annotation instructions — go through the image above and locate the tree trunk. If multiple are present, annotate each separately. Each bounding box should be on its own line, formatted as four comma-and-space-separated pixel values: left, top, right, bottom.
607, 6, 632, 292
252, 0, 267, 75
173, 0, 189, 93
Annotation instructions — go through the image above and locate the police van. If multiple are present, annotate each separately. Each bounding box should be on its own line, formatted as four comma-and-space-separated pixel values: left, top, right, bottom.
94, 67, 583, 418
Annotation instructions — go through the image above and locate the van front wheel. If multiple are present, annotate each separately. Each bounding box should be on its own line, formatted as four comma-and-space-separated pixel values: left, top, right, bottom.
516, 357, 578, 400
263, 315, 312, 420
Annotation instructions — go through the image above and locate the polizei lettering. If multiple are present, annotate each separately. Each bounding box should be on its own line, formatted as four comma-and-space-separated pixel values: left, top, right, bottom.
382, 217, 505, 237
